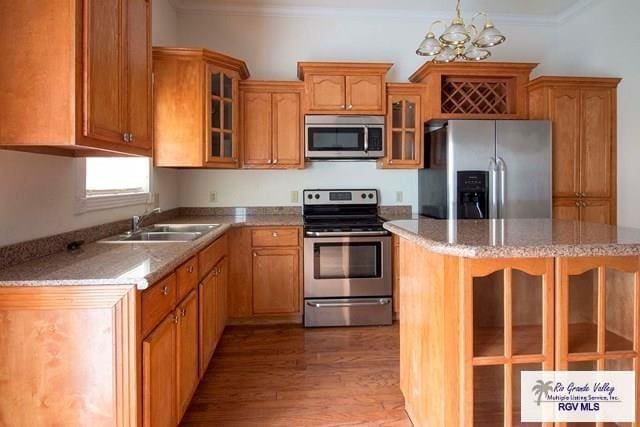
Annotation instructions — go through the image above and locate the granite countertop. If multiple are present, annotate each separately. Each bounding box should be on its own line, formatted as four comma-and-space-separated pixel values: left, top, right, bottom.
0, 214, 302, 289
384, 218, 640, 258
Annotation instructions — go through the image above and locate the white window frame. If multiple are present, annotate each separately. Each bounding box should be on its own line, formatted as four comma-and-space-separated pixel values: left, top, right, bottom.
75, 158, 154, 213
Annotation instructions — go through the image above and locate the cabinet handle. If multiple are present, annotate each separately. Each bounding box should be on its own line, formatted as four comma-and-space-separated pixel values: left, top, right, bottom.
340, 104, 345, 109
581, 192, 587, 198
273, 159, 278, 164
187, 265, 194, 274
122, 133, 129, 143
575, 192, 580, 197
575, 201, 580, 207
181, 308, 187, 317
173, 314, 180, 324
582, 201, 588, 207
162, 285, 170, 296
268, 159, 272, 164
253, 252, 257, 257
130, 133, 135, 142
272, 232, 278, 237
347, 104, 353, 110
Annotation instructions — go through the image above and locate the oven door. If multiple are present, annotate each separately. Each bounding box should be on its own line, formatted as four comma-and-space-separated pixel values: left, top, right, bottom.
305, 126, 367, 158
304, 235, 392, 298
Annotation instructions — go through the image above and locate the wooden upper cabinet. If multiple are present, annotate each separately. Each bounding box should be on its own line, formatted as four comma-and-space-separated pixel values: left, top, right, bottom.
153, 48, 250, 168
308, 75, 346, 111
548, 87, 581, 197
379, 83, 426, 169
528, 77, 620, 224
240, 82, 304, 169
580, 88, 613, 198
0, 0, 152, 156
346, 75, 384, 113
298, 62, 392, 115
410, 62, 537, 121
126, 0, 153, 150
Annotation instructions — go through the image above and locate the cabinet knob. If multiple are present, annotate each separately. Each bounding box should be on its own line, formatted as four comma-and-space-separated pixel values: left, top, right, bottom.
253, 252, 257, 257
181, 308, 187, 317
575, 201, 580, 207
581, 192, 587, 198
272, 232, 278, 237
162, 285, 170, 296
273, 159, 278, 164
217, 267, 221, 274
340, 104, 345, 109
347, 104, 353, 110
130, 133, 135, 142
122, 133, 130, 143
582, 201, 588, 207
575, 192, 580, 197
187, 265, 194, 273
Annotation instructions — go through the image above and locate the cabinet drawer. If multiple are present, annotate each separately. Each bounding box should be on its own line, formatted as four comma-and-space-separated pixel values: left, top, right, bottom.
199, 234, 228, 280
251, 227, 299, 247
176, 256, 199, 301
142, 273, 177, 336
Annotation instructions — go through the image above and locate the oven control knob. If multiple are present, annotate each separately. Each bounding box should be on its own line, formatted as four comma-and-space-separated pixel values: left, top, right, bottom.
307, 194, 313, 199
314, 194, 320, 199
361, 193, 366, 199
368, 193, 374, 199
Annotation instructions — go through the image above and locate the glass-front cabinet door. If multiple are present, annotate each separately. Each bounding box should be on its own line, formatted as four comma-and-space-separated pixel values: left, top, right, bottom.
380, 86, 424, 169
207, 65, 239, 167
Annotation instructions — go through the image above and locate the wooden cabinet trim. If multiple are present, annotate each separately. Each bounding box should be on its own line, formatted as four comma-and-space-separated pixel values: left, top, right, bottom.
198, 234, 228, 280
251, 227, 299, 247
141, 273, 178, 337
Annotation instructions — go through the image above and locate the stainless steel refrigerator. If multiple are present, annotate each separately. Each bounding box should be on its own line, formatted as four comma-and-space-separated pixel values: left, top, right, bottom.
419, 120, 552, 219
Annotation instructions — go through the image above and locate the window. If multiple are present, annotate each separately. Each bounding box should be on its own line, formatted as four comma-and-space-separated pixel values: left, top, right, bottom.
76, 157, 152, 212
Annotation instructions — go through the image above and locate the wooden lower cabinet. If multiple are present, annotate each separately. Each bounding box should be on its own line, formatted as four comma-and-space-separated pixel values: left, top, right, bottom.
199, 256, 228, 375
229, 226, 302, 321
176, 290, 199, 420
553, 198, 612, 224
252, 248, 300, 314
143, 313, 177, 427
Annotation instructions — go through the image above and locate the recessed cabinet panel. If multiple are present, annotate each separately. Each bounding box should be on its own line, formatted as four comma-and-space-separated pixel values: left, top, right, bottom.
512, 270, 543, 356
473, 271, 504, 357
242, 92, 272, 165
549, 88, 581, 198
346, 75, 383, 112
309, 75, 345, 111
581, 89, 613, 198
568, 269, 598, 354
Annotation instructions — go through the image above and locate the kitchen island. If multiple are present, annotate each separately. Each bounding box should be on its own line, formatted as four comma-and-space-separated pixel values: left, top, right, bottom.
384, 218, 640, 426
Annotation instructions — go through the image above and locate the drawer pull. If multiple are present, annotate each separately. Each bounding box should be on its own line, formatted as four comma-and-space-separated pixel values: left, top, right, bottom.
162, 285, 170, 296
272, 232, 278, 237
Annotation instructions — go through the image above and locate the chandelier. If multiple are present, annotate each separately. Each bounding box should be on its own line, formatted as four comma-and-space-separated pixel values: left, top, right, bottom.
416, 0, 506, 62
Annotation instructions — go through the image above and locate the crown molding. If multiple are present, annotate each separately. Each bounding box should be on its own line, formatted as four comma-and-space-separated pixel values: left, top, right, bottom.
555, 0, 600, 23
170, 0, 570, 26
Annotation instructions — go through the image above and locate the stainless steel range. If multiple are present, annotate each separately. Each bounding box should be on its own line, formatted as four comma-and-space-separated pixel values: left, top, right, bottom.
303, 189, 392, 327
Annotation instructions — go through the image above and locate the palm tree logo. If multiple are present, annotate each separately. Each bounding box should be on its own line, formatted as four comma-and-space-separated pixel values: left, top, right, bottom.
532, 380, 554, 406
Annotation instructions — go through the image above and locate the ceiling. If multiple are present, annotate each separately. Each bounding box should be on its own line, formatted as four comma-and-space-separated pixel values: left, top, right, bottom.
173, 0, 589, 18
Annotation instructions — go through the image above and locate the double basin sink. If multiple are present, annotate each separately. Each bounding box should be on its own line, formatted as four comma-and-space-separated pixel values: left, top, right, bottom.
101, 224, 220, 243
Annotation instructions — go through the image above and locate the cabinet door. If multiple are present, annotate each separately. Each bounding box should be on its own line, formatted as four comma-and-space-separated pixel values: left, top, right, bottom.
208, 66, 239, 167
241, 91, 272, 166
176, 290, 199, 420
552, 198, 580, 221
581, 199, 612, 224
272, 92, 302, 167
549, 87, 580, 198
580, 88, 613, 198
216, 258, 229, 341
126, 0, 152, 150
308, 75, 345, 111
198, 270, 217, 375
143, 314, 176, 427
385, 95, 421, 167
252, 248, 299, 314
346, 75, 384, 113
83, 0, 126, 144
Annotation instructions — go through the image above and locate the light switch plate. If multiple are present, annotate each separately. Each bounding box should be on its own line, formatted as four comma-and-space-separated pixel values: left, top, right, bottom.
209, 192, 217, 203
290, 190, 299, 203
395, 191, 403, 203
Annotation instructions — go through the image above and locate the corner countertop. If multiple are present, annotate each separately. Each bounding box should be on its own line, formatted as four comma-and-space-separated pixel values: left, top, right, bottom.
384, 218, 640, 259
0, 214, 302, 290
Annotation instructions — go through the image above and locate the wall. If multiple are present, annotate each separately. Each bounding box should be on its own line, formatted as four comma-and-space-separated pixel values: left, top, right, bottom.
174, 6, 556, 210
0, 0, 181, 247
548, 0, 640, 228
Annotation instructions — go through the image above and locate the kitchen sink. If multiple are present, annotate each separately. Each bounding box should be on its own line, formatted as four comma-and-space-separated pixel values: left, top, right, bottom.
100, 224, 220, 243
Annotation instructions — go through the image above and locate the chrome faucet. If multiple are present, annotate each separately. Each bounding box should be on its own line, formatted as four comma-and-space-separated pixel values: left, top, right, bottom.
132, 208, 161, 234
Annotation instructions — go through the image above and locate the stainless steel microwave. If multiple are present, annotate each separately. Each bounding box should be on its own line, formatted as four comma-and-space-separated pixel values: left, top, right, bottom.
304, 115, 385, 159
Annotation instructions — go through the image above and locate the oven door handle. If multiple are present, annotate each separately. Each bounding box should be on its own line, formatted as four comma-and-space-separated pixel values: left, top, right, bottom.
306, 299, 391, 308
305, 230, 389, 237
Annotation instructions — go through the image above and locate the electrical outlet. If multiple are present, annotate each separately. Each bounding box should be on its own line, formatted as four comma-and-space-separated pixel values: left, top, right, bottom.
395, 191, 403, 203
290, 190, 299, 203
154, 193, 160, 208
209, 191, 217, 203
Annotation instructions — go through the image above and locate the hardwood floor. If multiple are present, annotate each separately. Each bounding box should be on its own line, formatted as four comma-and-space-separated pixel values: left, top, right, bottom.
181, 323, 411, 426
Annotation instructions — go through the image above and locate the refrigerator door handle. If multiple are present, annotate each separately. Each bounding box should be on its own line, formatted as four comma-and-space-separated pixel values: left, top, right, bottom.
489, 157, 499, 219
496, 157, 506, 219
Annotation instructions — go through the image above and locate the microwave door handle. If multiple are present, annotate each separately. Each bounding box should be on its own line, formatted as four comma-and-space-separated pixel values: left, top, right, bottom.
364, 126, 369, 153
